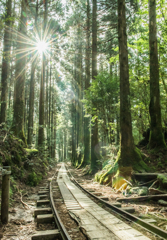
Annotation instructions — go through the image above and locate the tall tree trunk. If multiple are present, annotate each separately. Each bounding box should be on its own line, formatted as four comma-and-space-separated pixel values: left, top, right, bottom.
71, 100, 76, 165
77, 27, 83, 166
45, 66, 49, 126
38, 53, 45, 145
71, 55, 77, 165
38, 0, 48, 146
83, 0, 91, 166
48, 58, 52, 156
115, 64, 120, 145
27, 59, 37, 144
28, 0, 38, 145
75, 93, 78, 162
8, 0, 15, 112
24, 80, 28, 138
53, 118, 56, 158
51, 92, 56, 158
64, 130, 66, 160
71, 77, 77, 165
58, 142, 61, 161
91, 0, 99, 172
117, 0, 144, 170
0, 0, 12, 124
13, 0, 27, 143
148, 0, 166, 148
51, 92, 54, 157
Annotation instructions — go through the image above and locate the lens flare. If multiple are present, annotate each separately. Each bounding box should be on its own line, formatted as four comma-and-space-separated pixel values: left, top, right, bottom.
36, 41, 48, 54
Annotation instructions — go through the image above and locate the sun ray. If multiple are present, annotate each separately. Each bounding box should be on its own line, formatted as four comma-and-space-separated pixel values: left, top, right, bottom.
15, 50, 39, 81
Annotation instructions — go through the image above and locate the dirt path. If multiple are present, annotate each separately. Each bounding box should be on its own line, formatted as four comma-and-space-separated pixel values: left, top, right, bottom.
1, 167, 55, 240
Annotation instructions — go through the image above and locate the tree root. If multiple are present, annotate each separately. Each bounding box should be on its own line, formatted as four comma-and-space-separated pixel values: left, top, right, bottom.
16, 187, 29, 209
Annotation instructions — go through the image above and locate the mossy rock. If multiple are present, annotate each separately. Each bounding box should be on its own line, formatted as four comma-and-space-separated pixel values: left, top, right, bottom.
157, 174, 167, 190
24, 148, 38, 157
138, 187, 148, 196
127, 187, 148, 196
158, 199, 167, 206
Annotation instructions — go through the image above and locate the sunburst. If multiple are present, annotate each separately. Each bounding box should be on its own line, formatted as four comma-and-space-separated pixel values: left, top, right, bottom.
36, 40, 48, 55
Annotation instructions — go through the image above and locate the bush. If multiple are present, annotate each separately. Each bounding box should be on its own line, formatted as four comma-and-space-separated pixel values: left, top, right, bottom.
27, 172, 42, 186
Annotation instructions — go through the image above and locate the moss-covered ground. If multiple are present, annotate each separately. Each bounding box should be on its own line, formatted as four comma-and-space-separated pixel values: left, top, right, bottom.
0, 129, 49, 187
94, 144, 167, 186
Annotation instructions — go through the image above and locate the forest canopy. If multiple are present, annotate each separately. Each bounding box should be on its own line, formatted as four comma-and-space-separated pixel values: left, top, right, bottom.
0, 0, 167, 181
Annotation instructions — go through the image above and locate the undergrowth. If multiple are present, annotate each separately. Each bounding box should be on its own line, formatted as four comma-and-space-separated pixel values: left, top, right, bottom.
0, 126, 48, 187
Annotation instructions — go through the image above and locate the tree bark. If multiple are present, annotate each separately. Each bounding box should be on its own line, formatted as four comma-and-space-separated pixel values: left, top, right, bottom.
13, 0, 27, 143
38, 53, 45, 145
117, 0, 145, 170
83, 0, 91, 166
38, 0, 48, 146
91, 0, 99, 172
0, 0, 12, 124
27, 0, 38, 145
71, 70, 77, 165
64, 130, 66, 160
148, 0, 166, 148
27, 58, 37, 144
77, 27, 83, 166
51, 90, 56, 158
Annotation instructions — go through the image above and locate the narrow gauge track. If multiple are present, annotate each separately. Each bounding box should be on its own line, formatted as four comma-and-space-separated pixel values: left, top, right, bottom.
50, 178, 72, 240
66, 164, 167, 240
31, 168, 72, 240
56, 163, 151, 240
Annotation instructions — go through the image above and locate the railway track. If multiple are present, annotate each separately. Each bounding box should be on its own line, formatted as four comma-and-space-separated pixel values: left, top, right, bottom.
56, 164, 151, 239
31, 163, 167, 240
31, 168, 72, 240
67, 164, 167, 240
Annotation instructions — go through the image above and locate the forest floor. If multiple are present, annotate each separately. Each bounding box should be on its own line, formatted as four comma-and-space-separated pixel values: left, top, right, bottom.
0, 167, 56, 240
68, 163, 167, 239
0, 159, 167, 240
141, 147, 167, 173
1, 137, 167, 239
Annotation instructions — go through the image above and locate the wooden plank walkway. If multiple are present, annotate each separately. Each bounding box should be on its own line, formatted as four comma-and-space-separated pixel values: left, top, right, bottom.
57, 164, 150, 240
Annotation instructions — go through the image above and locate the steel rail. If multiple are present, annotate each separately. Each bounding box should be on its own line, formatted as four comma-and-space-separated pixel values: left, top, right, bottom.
66, 166, 167, 240
49, 177, 72, 240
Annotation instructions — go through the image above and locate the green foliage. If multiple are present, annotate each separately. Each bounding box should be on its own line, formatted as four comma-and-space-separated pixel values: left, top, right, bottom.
10, 176, 17, 199
95, 160, 119, 185
0, 128, 26, 171
24, 148, 38, 157
157, 174, 167, 190
84, 71, 119, 115
1, 0, 167, 174
102, 159, 112, 169
27, 172, 42, 186
83, 71, 119, 140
